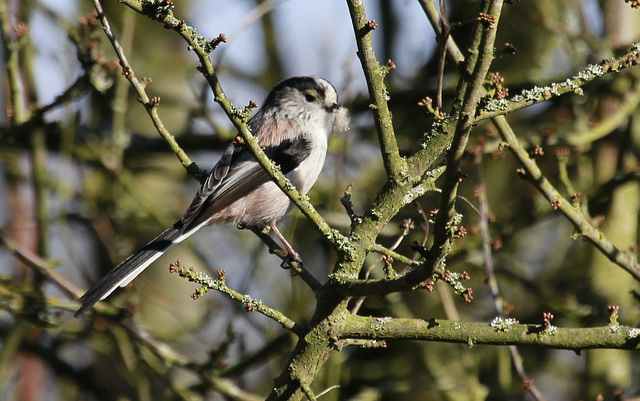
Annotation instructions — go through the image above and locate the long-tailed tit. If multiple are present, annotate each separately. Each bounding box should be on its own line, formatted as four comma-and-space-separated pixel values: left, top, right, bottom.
75, 76, 349, 317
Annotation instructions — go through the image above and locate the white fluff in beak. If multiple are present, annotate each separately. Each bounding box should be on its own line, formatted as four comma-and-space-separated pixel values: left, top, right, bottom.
334, 106, 351, 133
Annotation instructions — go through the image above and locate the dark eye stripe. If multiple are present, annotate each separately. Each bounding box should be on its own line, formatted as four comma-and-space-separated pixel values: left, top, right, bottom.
265, 76, 338, 106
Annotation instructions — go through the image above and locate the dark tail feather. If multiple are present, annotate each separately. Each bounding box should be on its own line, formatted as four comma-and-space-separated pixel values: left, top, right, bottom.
75, 225, 185, 317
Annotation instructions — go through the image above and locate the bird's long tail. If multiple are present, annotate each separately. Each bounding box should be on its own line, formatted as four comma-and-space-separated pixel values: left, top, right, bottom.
75, 223, 196, 317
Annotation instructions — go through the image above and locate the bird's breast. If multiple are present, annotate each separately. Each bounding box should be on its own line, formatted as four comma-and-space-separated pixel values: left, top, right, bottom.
287, 135, 328, 194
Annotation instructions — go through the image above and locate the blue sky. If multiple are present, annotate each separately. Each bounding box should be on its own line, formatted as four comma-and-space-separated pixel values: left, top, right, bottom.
25, 0, 436, 112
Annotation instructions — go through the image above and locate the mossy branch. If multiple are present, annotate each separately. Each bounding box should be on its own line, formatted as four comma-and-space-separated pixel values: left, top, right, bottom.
476, 45, 640, 122
342, 315, 640, 350
418, 1, 640, 283
169, 261, 303, 335
426, 0, 505, 277
345, 0, 406, 180
492, 117, 640, 280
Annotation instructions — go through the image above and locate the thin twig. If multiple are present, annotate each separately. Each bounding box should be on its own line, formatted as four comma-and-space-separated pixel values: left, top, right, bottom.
169, 261, 303, 336
92, 0, 199, 175
351, 220, 415, 315
369, 243, 417, 267
417, 0, 465, 62
425, 0, 505, 280
249, 227, 323, 292
492, 117, 640, 280
435, 0, 450, 109
0, 0, 25, 124
0, 230, 80, 300
472, 157, 547, 401
315, 385, 341, 399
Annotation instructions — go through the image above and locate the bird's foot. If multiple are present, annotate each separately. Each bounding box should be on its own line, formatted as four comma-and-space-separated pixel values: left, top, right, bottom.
280, 250, 302, 269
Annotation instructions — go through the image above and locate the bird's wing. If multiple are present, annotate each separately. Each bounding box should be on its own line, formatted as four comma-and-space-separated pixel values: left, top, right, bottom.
180, 135, 313, 230
178, 142, 242, 228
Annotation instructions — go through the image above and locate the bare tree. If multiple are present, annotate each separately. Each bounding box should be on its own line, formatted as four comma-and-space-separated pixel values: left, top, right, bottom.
1, 0, 640, 400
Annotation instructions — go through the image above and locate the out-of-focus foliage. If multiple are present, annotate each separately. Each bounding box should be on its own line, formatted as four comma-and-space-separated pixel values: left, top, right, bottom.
1, 0, 640, 400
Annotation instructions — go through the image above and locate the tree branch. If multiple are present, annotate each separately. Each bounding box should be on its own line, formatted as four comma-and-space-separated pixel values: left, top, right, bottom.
426, 0, 505, 277
342, 315, 640, 350
92, 0, 200, 176
169, 261, 303, 335
345, 0, 406, 180
0, 0, 26, 125
476, 45, 640, 122
492, 117, 640, 281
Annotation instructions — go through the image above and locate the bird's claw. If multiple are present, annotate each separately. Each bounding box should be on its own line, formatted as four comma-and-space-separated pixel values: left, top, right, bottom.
280, 252, 302, 269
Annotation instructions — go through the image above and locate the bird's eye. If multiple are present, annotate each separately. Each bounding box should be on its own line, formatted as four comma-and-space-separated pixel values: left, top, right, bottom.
304, 92, 316, 102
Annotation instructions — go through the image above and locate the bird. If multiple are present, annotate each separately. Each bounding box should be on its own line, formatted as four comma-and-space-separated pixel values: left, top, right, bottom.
75, 76, 349, 317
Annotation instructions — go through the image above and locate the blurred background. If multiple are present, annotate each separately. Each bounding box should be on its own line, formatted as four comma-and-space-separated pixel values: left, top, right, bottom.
1, 0, 640, 400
